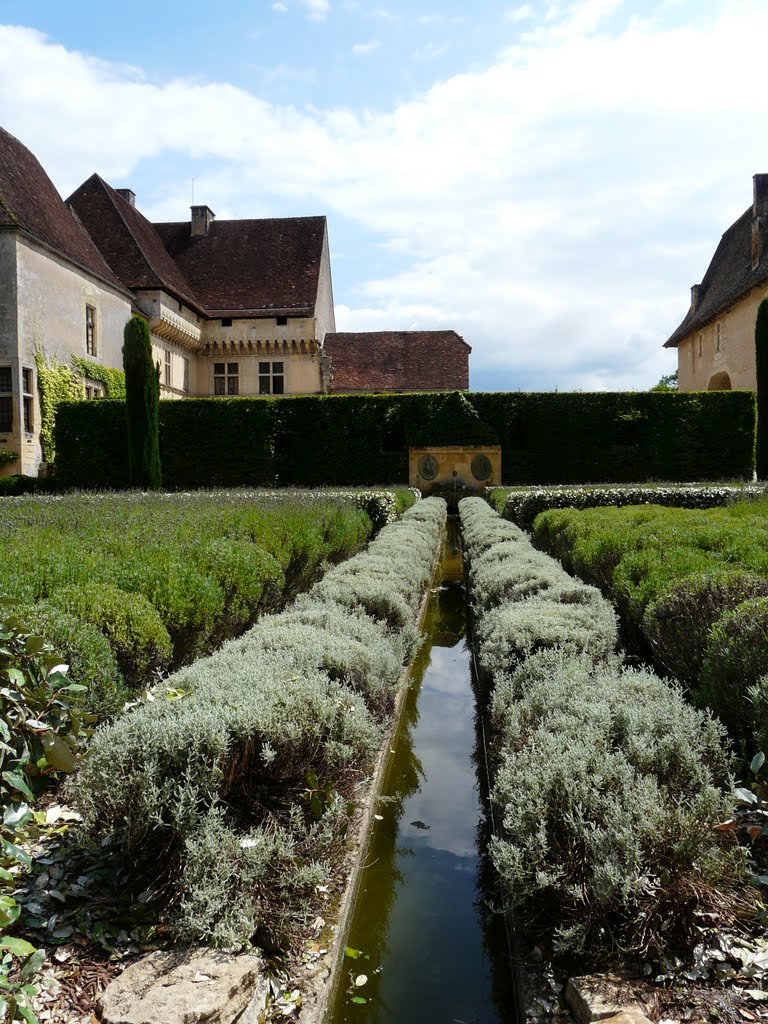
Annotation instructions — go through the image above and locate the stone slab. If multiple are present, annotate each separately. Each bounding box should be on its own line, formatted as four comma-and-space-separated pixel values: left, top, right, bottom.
565, 975, 650, 1024
97, 948, 268, 1024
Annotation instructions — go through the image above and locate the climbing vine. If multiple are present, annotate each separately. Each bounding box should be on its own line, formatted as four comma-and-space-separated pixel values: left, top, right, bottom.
71, 357, 126, 399
0, 449, 18, 469
34, 350, 82, 463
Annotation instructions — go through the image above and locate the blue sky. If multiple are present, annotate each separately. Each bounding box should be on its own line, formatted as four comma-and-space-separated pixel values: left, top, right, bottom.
1, 0, 767, 391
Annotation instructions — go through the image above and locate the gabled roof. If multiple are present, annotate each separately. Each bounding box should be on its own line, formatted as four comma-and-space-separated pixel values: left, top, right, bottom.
665, 206, 766, 348
0, 127, 127, 294
67, 175, 205, 315
325, 331, 471, 392
154, 216, 326, 317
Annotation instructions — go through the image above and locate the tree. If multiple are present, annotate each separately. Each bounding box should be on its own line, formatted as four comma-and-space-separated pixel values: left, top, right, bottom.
650, 370, 678, 392
123, 315, 162, 489
756, 298, 768, 479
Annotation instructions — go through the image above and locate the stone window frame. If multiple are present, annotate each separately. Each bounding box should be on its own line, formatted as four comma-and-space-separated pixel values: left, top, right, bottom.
83, 379, 104, 401
213, 361, 239, 396
164, 350, 172, 388
258, 360, 285, 395
0, 366, 12, 434
85, 305, 97, 356
21, 366, 34, 434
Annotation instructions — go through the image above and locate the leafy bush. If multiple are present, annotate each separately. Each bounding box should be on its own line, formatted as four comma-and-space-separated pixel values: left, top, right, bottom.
0, 600, 88, 1021
21, 601, 127, 719
48, 582, 172, 687
73, 498, 446, 947
700, 597, 768, 754
644, 570, 768, 688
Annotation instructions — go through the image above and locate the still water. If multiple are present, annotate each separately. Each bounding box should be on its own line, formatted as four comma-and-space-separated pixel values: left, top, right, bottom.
326, 524, 517, 1024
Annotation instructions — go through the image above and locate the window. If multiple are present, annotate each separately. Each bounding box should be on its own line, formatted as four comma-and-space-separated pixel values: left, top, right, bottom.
183, 357, 190, 393
84, 381, 104, 400
0, 366, 11, 434
165, 350, 172, 388
259, 361, 284, 395
221, 317, 232, 327
21, 368, 33, 433
698, 334, 703, 357
716, 323, 722, 353
276, 316, 288, 327
85, 305, 96, 356
214, 362, 239, 395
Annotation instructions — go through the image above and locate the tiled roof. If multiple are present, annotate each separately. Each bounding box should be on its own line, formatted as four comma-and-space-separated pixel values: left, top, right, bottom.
325, 331, 470, 392
0, 127, 127, 293
153, 216, 326, 317
665, 206, 768, 347
67, 175, 205, 315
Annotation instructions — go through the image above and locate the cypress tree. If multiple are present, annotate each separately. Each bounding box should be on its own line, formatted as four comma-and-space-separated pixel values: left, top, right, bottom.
756, 297, 768, 479
123, 315, 162, 489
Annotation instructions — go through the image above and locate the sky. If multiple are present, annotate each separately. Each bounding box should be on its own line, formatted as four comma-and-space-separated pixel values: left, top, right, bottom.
1, 0, 767, 392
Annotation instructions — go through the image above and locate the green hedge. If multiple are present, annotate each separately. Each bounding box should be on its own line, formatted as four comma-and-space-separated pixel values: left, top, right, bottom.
54, 390, 756, 489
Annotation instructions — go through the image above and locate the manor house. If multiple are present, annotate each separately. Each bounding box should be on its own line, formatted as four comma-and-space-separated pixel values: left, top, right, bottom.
0, 126, 470, 475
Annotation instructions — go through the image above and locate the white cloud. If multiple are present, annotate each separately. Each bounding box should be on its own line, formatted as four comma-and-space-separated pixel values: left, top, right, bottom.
506, 4, 535, 22
272, 2, 288, 11
300, 0, 330, 20
1, 6, 766, 389
351, 40, 380, 56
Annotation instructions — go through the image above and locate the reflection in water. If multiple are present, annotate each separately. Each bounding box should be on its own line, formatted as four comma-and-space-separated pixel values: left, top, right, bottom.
326, 523, 517, 1024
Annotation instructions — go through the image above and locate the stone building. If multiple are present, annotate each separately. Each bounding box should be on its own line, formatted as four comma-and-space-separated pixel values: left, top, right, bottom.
0, 126, 470, 476
665, 174, 768, 391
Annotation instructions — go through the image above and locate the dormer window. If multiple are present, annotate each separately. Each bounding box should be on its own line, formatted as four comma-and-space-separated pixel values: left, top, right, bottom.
276, 316, 288, 326
221, 318, 232, 327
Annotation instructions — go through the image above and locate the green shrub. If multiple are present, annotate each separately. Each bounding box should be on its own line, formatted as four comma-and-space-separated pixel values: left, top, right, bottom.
48, 582, 172, 687
700, 597, 768, 754
191, 541, 284, 640
123, 315, 161, 489
21, 601, 127, 719
644, 570, 768, 688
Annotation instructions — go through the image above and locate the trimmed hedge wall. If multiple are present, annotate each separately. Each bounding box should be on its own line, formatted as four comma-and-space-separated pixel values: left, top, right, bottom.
55, 389, 756, 489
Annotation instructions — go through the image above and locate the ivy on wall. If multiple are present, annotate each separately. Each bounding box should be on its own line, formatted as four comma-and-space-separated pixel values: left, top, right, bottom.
71, 357, 126, 400
34, 350, 82, 463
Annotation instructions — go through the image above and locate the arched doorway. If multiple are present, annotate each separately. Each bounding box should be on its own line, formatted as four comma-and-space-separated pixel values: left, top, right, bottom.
708, 371, 732, 391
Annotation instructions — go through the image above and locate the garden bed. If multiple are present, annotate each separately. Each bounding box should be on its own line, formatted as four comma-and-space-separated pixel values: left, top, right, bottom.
458, 497, 758, 1013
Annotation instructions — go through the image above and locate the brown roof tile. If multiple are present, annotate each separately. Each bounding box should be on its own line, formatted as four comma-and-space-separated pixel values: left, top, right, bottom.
325, 331, 470, 392
67, 175, 205, 314
0, 127, 127, 293
153, 216, 325, 317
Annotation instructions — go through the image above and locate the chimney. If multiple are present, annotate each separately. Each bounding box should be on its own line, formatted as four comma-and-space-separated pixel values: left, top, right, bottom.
690, 283, 702, 313
191, 205, 215, 238
116, 188, 136, 207
752, 174, 768, 270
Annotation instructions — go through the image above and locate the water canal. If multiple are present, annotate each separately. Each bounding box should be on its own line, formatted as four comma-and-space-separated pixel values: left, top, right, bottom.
326, 521, 518, 1024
